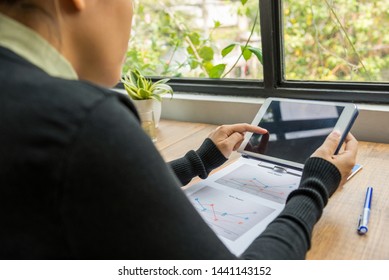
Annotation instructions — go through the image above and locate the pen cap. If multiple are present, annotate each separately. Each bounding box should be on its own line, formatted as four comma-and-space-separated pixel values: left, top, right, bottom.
358, 226, 368, 235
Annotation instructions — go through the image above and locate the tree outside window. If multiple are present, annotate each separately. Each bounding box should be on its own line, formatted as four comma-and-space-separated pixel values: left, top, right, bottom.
283, 0, 389, 83
124, 0, 389, 85
123, 0, 263, 80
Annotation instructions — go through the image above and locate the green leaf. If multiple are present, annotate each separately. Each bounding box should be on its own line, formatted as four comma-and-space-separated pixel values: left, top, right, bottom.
189, 58, 199, 69
137, 76, 145, 89
152, 78, 171, 86
188, 32, 200, 46
123, 83, 138, 94
123, 84, 139, 99
221, 43, 237, 57
186, 46, 195, 56
213, 20, 221, 28
155, 84, 173, 92
208, 64, 226, 78
138, 88, 151, 99
241, 46, 252, 61
152, 78, 174, 97
199, 46, 214, 61
241, 0, 248, 5
247, 46, 263, 64
203, 61, 214, 72
129, 71, 139, 86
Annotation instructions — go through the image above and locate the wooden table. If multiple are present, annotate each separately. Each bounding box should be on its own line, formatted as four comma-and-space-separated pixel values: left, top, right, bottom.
155, 119, 389, 259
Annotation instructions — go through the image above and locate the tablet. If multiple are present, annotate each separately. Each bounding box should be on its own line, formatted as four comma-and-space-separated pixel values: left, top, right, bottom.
238, 98, 359, 169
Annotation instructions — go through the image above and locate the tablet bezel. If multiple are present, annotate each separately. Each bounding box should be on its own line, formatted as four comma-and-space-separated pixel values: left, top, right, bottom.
237, 97, 359, 170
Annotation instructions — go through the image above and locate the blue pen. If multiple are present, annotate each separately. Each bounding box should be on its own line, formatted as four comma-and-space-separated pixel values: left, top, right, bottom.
357, 186, 373, 235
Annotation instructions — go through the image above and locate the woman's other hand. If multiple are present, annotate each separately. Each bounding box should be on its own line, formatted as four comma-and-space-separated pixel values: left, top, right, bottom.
311, 130, 358, 186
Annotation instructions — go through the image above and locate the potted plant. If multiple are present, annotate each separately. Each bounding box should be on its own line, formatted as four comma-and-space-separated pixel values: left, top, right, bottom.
121, 69, 173, 127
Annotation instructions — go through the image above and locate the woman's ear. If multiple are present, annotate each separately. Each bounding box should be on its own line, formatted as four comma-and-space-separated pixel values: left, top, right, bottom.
72, 0, 86, 11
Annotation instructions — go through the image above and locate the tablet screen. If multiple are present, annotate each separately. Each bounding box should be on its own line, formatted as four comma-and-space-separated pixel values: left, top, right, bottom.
243, 100, 345, 164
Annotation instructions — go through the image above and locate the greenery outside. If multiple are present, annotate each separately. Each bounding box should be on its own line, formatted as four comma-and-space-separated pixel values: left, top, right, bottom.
124, 0, 389, 83
283, 0, 389, 82
123, 0, 262, 80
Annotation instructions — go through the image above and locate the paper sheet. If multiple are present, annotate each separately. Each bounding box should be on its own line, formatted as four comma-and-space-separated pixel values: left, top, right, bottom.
184, 157, 302, 256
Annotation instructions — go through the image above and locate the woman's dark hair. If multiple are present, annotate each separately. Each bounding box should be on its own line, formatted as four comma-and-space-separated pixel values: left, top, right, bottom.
0, 0, 23, 4
0, 1, 55, 19
1, 0, 61, 44
0, 0, 30, 7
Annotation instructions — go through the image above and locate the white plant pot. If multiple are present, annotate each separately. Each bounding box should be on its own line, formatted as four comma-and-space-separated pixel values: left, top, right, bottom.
132, 99, 162, 127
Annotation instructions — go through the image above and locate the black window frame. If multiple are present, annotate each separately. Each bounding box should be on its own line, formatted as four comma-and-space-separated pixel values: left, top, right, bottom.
118, 0, 389, 104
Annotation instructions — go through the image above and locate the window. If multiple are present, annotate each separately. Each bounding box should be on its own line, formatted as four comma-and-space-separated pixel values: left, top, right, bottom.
122, 0, 389, 103
283, 0, 389, 83
124, 0, 262, 80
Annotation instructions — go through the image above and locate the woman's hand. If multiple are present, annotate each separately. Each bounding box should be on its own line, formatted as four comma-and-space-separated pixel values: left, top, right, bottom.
311, 130, 358, 186
208, 123, 268, 158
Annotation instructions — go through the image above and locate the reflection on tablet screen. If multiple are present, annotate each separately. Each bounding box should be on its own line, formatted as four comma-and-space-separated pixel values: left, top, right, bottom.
244, 100, 344, 164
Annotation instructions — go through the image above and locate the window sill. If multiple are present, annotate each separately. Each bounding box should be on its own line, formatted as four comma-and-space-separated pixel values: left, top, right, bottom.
115, 89, 389, 143
160, 92, 389, 144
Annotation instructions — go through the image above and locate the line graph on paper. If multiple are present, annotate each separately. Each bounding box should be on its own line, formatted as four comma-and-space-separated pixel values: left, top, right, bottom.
215, 164, 301, 204
188, 186, 275, 241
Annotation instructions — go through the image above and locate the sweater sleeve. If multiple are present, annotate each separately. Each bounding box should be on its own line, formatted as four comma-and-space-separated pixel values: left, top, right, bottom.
168, 138, 227, 185
240, 157, 341, 259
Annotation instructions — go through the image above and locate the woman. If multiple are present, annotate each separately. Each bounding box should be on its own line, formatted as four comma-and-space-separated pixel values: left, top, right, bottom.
0, 0, 357, 259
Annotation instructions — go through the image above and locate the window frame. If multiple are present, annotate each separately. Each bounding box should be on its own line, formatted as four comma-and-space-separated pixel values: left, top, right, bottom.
118, 0, 389, 104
